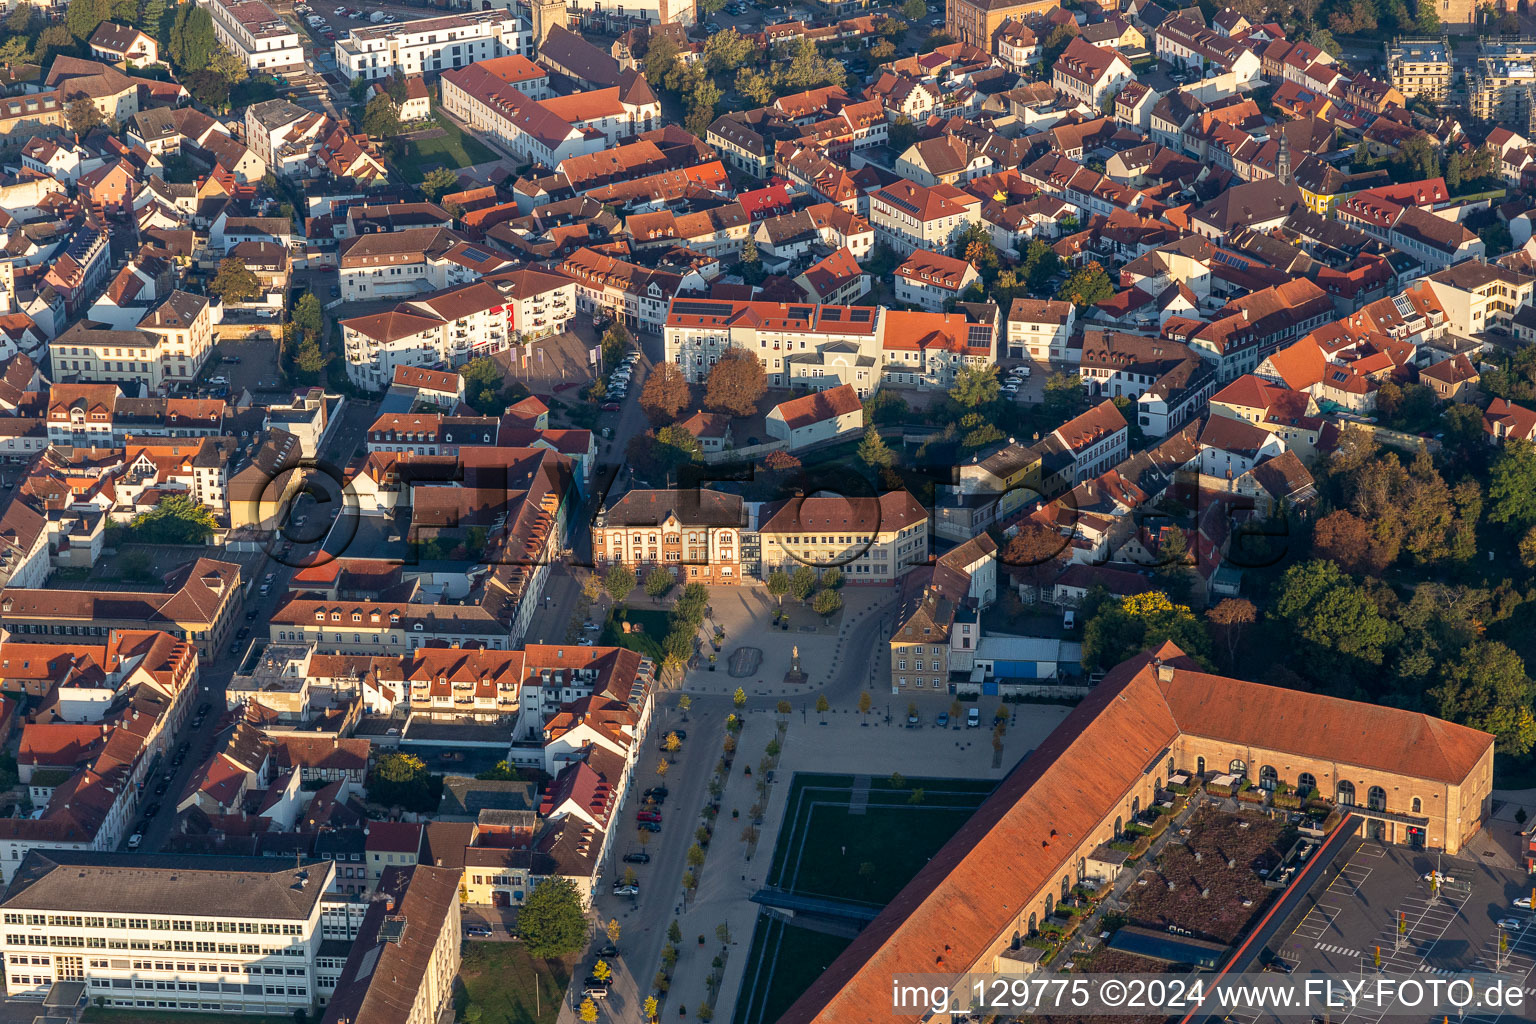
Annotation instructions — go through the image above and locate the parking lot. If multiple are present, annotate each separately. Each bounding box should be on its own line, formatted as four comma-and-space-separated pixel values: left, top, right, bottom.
1236, 840, 1536, 1024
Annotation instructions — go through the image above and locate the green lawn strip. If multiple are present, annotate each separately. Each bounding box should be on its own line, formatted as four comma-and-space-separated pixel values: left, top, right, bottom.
731, 913, 783, 1024
599, 606, 670, 662
751, 925, 852, 1024
454, 941, 572, 1024
395, 110, 496, 182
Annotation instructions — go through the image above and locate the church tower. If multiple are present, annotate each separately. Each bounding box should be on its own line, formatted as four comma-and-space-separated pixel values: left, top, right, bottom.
1275, 127, 1291, 187
531, 0, 567, 50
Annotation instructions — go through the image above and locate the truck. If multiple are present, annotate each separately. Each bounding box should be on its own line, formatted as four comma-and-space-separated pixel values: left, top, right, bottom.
368, 10, 385, 21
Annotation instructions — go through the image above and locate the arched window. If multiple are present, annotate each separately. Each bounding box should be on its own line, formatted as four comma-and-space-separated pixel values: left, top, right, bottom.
1012, 931, 1021, 949
1260, 765, 1278, 791
1411, 796, 1422, 814
1115, 815, 1123, 837
1368, 786, 1386, 811
1197, 756, 1206, 775
1156, 777, 1163, 791
1029, 913, 1037, 935
1062, 876, 1071, 900
1298, 772, 1316, 794
1131, 796, 1141, 816
1229, 758, 1247, 776
1077, 857, 1086, 880
1337, 780, 1356, 806
1044, 894, 1054, 916
1167, 756, 1175, 776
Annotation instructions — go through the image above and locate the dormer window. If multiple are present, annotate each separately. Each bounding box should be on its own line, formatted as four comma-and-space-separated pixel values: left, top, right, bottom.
331, 612, 341, 622
413, 623, 423, 631
352, 612, 362, 622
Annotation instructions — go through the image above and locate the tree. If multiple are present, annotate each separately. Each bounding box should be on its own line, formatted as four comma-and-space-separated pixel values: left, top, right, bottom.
668, 920, 683, 944
1206, 598, 1257, 666
578, 997, 599, 1023
663, 732, 683, 761
652, 425, 703, 480
703, 28, 754, 72
644, 995, 660, 1022
812, 587, 842, 620
368, 753, 440, 811
686, 842, 706, 870
645, 566, 675, 601
1274, 559, 1402, 667
767, 569, 791, 607
1057, 261, 1113, 308
733, 686, 747, 709
949, 364, 1000, 408
736, 67, 774, 106
129, 494, 218, 544
474, 761, 520, 781
678, 694, 692, 718
592, 959, 612, 983
292, 292, 324, 342
902, 0, 927, 17
597, 325, 630, 375
857, 426, 895, 472
1521, 526, 1536, 569
858, 690, 872, 720
644, 34, 681, 88
1312, 509, 1393, 576
65, 97, 104, 136
789, 565, 817, 601
816, 694, 830, 719
641, 362, 690, 423
685, 76, 721, 138
362, 92, 401, 139
167, 3, 213, 70
210, 258, 262, 304
6, 3, 35, 36
655, 758, 669, 778
871, 38, 896, 60
461, 1006, 484, 1024
1429, 640, 1536, 756
460, 357, 507, 414
521, 876, 586, 958
605, 563, 636, 603
607, 918, 622, 946
66, 0, 107, 42
1489, 440, 1536, 531
420, 166, 460, 203
294, 338, 324, 378
704, 349, 766, 416
206, 42, 246, 84
1083, 592, 1213, 671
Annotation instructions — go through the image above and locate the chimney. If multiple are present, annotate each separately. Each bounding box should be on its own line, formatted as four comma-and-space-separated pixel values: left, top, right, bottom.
1154, 660, 1174, 683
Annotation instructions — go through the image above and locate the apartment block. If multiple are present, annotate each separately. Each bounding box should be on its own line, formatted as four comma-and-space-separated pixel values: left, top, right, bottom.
664, 298, 883, 396
1385, 37, 1452, 103
593, 489, 748, 585
202, 0, 303, 71
0, 852, 333, 1013
757, 492, 928, 582
334, 10, 532, 83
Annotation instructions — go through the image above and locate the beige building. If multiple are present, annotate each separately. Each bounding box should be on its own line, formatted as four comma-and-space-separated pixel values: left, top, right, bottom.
757, 491, 928, 582
946, 0, 1058, 49
779, 642, 1495, 1024
48, 291, 212, 395
1469, 38, 1536, 132
1422, 261, 1536, 337
0, 556, 242, 658
594, 488, 748, 586
1385, 37, 1452, 103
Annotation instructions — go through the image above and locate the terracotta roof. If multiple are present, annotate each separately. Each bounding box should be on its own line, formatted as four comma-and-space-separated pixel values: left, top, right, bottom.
758, 491, 926, 535
770, 383, 863, 430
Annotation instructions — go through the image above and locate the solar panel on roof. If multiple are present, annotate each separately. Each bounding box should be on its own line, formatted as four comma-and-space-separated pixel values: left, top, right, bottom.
820, 308, 843, 321
849, 308, 872, 322
967, 325, 991, 345
790, 306, 813, 317
462, 246, 493, 262
671, 300, 728, 316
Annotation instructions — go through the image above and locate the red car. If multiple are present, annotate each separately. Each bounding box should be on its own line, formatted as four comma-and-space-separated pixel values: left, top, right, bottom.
601, 402, 621, 411
554, 381, 581, 392
636, 809, 662, 823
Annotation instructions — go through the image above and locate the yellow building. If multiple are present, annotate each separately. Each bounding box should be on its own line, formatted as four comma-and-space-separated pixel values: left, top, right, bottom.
757, 491, 929, 583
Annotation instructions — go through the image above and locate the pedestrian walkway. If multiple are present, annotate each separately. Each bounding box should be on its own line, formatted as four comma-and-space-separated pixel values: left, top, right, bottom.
848, 775, 871, 816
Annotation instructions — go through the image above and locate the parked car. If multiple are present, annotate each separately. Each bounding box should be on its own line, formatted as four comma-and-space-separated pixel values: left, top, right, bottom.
1516, 896, 1534, 909
936, 712, 949, 728
609, 884, 639, 897
198, 703, 211, 716
601, 402, 621, 412
596, 944, 619, 958
622, 852, 650, 864
127, 831, 143, 850
465, 924, 493, 937
153, 780, 168, 796
645, 786, 669, 799
583, 986, 610, 1000
907, 712, 919, 726
143, 802, 161, 818
1063, 609, 1076, 630
1498, 918, 1523, 931
638, 820, 661, 833
966, 707, 980, 728
636, 809, 662, 823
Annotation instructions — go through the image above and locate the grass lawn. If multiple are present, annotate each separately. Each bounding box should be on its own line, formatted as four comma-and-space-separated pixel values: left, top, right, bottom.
394, 108, 497, 182
732, 916, 853, 1024
83, 1011, 293, 1024
600, 605, 671, 662
766, 773, 996, 904
455, 941, 573, 1024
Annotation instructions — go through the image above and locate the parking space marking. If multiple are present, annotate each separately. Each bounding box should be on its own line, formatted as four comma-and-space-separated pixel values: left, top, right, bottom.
1356, 843, 1387, 858
1338, 884, 1473, 1024
1294, 902, 1342, 940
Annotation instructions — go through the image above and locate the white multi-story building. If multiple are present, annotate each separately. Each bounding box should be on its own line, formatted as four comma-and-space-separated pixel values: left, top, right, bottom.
48, 292, 212, 394
867, 180, 980, 258
202, 0, 303, 71
333, 10, 532, 83
340, 269, 576, 390
663, 298, 885, 397
0, 853, 332, 1014
337, 227, 507, 302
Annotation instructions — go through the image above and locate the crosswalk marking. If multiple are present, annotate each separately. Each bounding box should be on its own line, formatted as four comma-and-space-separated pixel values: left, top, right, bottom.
1315, 941, 1361, 957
